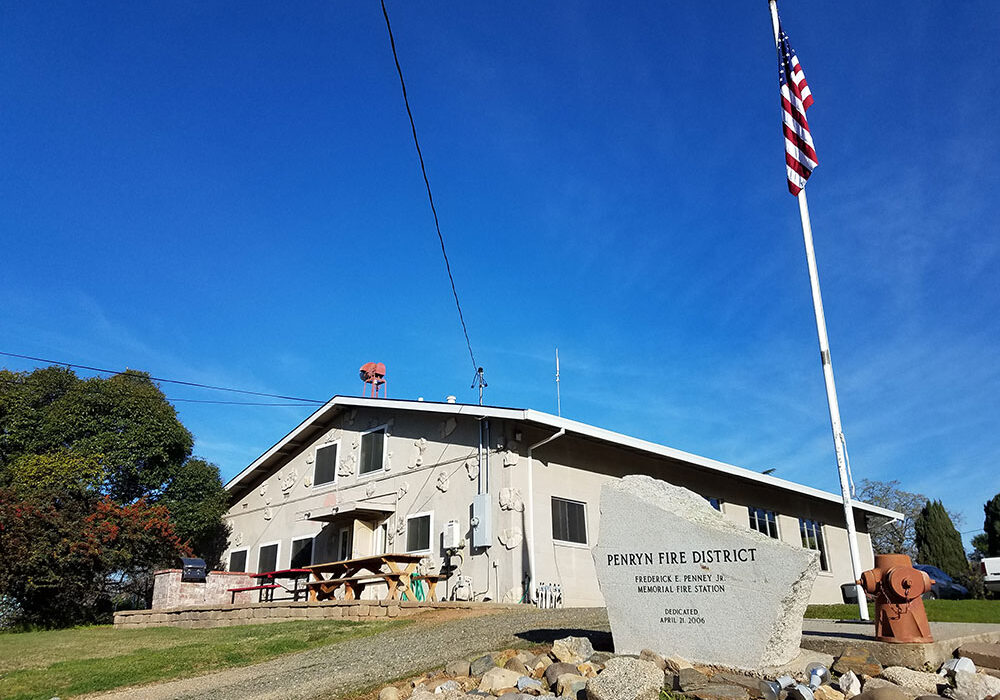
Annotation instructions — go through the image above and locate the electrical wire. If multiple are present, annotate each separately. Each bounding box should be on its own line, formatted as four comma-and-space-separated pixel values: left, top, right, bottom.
0, 350, 325, 404
0, 377, 316, 407
379, 0, 479, 374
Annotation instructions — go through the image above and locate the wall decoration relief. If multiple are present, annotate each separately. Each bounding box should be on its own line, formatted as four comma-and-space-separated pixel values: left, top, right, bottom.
305, 451, 314, 465
499, 528, 522, 549
281, 468, 298, 493
499, 487, 524, 512
262, 505, 273, 521
502, 450, 518, 468
338, 454, 356, 477
412, 437, 428, 469
385, 449, 393, 471
436, 471, 450, 493
303, 473, 312, 488
259, 482, 268, 497
366, 480, 376, 497
397, 481, 409, 499
465, 459, 478, 480
233, 531, 244, 547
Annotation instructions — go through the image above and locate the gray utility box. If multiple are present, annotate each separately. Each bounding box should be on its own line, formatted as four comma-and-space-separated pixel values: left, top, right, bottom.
471, 492, 492, 549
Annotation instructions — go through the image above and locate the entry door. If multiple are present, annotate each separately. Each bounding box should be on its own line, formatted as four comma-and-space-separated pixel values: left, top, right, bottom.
372, 521, 388, 556
337, 526, 353, 561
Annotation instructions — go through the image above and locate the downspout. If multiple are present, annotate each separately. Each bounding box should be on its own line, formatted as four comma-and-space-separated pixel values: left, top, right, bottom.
526, 427, 565, 604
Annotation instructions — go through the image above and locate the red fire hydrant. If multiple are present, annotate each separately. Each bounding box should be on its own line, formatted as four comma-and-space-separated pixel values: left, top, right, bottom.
858, 553, 934, 643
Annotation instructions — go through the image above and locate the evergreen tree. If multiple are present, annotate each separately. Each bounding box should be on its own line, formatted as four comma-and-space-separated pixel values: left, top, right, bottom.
915, 500, 968, 579
985, 494, 1000, 557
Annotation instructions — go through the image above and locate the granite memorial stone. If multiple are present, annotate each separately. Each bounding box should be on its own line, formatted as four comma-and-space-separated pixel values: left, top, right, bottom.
593, 475, 819, 669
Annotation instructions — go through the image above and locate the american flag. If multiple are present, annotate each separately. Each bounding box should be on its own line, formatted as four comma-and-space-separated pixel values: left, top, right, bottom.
777, 23, 817, 195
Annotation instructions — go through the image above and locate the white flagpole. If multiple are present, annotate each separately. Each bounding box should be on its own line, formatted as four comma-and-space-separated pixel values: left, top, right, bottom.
767, 0, 869, 621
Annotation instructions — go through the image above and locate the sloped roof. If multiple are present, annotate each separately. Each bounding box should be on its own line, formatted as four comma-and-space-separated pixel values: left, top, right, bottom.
224, 395, 902, 521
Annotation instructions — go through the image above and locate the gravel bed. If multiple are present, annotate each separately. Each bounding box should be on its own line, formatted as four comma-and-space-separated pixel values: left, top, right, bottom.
88, 607, 611, 700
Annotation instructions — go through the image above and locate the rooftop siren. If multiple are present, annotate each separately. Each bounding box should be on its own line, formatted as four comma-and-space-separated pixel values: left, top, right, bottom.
360, 362, 387, 398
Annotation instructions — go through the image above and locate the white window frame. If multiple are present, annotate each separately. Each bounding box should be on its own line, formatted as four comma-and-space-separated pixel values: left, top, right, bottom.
799, 518, 831, 572
336, 525, 353, 561
289, 535, 317, 569
551, 497, 589, 548
405, 511, 434, 554
357, 425, 389, 479
311, 440, 340, 489
256, 540, 281, 574
748, 506, 780, 539
228, 547, 249, 573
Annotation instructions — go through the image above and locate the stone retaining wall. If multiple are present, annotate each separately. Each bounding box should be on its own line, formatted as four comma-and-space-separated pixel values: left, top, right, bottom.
114, 600, 524, 630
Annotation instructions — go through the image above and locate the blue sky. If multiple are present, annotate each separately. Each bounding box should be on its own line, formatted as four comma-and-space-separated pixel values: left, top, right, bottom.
2, 2, 997, 544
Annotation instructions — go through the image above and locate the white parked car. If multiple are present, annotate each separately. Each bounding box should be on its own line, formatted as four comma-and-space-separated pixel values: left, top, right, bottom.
982, 557, 1000, 594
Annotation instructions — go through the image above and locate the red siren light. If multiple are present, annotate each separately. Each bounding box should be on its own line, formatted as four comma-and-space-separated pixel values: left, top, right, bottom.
359, 362, 387, 398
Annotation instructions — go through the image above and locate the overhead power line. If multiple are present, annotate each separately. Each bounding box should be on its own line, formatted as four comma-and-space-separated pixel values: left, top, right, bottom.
380, 0, 479, 374
0, 350, 326, 404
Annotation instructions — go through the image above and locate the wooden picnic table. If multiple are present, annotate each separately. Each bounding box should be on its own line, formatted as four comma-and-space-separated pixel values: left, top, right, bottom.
304, 553, 424, 602
254, 568, 312, 601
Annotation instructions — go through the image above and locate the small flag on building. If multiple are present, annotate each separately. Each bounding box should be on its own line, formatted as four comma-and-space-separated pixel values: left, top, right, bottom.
777, 22, 817, 195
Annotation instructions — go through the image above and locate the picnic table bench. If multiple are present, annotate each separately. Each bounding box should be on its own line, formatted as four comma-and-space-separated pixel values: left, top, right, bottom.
305, 554, 424, 602
227, 568, 311, 603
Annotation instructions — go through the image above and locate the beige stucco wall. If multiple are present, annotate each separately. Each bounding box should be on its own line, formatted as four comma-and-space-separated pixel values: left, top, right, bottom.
224, 406, 878, 607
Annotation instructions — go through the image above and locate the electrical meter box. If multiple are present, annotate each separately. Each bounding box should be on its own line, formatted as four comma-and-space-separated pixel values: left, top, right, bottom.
471, 492, 492, 548
442, 519, 462, 549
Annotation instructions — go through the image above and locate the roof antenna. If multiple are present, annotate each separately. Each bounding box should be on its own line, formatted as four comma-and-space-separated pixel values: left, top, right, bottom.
555, 348, 561, 417
471, 367, 487, 406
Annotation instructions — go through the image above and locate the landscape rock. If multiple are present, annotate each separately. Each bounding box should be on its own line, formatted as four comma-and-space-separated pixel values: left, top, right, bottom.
835, 647, 884, 678
678, 666, 710, 691
505, 657, 530, 675
958, 645, 1000, 673
435, 680, 463, 693
863, 677, 917, 700
446, 660, 473, 678
498, 694, 535, 700
576, 662, 600, 678
592, 475, 818, 669
666, 656, 694, 673
690, 684, 750, 700
944, 670, 1000, 700
814, 685, 846, 700
852, 687, 911, 700
378, 687, 401, 700
639, 649, 667, 670
588, 652, 615, 666
530, 654, 553, 672
839, 671, 863, 699
544, 662, 582, 688
556, 673, 588, 697
584, 657, 664, 700
881, 667, 943, 695
471, 654, 496, 677
552, 636, 595, 664
711, 672, 761, 693
518, 675, 544, 692
480, 667, 524, 694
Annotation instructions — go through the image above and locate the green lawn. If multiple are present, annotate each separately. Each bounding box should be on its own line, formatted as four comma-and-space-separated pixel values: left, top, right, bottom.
0, 618, 406, 700
806, 599, 1000, 623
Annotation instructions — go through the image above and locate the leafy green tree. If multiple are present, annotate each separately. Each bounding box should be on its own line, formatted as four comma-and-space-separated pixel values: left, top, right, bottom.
985, 493, 1000, 557
971, 533, 989, 561
159, 458, 230, 568
0, 365, 229, 625
0, 367, 193, 502
915, 500, 968, 579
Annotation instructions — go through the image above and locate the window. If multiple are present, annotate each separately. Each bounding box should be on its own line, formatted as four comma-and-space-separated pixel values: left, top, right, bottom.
799, 519, 830, 571
290, 537, 314, 568
748, 507, 779, 539
229, 549, 248, 573
552, 497, 588, 545
359, 428, 385, 475
336, 527, 353, 561
314, 443, 338, 487
705, 496, 723, 511
406, 512, 432, 553
257, 542, 279, 574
